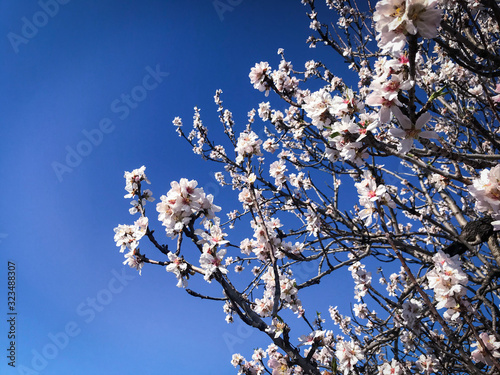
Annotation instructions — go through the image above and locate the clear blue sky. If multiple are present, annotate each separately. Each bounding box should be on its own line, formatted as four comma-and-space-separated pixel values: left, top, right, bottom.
0, 1, 356, 374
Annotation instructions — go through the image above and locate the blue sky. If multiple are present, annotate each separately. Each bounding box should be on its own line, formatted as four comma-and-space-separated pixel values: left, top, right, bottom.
0, 1, 357, 374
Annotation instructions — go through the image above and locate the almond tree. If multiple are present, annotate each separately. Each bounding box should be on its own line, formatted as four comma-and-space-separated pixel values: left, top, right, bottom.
114, 1, 500, 374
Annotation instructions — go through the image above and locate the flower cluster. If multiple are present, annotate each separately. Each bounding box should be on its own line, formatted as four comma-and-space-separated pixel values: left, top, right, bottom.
113, 217, 148, 253
302, 89, 335, 129
240, 217, 303, 262
113, 217, 148, 274
114, 167, 156, 275
230, 352, 265, 375
426, 250, 468, 321
124, 165, 151, 198
349, 261, 372, 301
400, 298, 422, 329
329, 306, 353, 335
249, 61, 271, 95
374, 0, 442, 53
166, 252, 189, 288
469, 164, 500, 230
197, 219, 229, 282
471, 332, 500, 366
235, 130, 263, 164
269, 159, 287, 190
377, 359, 404, 375
416, 354, 439, 374
355, 171, 395, 226
156, 178, 221, 238
366, 56, 412, 124
253, 267, 303, 318
335, 339, 364, 375
302, 88, 364, 130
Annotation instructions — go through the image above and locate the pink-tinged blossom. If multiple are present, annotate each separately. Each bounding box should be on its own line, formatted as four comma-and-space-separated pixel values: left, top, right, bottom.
253, 267, 303, 317
374, 74, 413, 102
254, 297, 273, 317
366, 74, 413, 124
353, 303, 370, 319
231, 353, 263, 375
390, 111, 438, 153
266, 318, 288, 339
172, 116, 183, 136
199, 248, 228, 282
358, 204, 377, 227
124, 165, 151, 198
235, 131, 263, 164
302, 89, 335, 129
469, 164, 500, 229
252, 348, 266, 363
305, 207, 322, 237
376, 25, 408, 55
297, 330, 326, 347
156, 178, 220, 238
113, 216, 148, 253
429, 173, 448, 191
258, 101, 271, 121
129, 188, 155, 215
355, 171, 395, 226
356, 112, 380, 141
268, 356, 291, 375
374, 0, 442, 52
401, 298, 422, 328
349, 261, 372, 301
333, 139, 367, 166
374, 0, 407, 32
426, 250, 468, 322
263, 138, 279, 153
166, 252, 188, 288
272, 67, 299, 94
249, 61, 271, 95
231, 353, 245, 367
416, 354, 439, 374
378, 359, 403, 375
332, 115, 359, 134
405, 0, 443, 39
365, 93, 400, 124
335, 339, 364, 375
238, 187, 256, 209
122, 249, 144, 275
270, 159, 287, 190
195, 220, 229, 251
329, 306, 353, 335
330, 88, 364, 118
492, 83, 500, 103
356, 176, 388, 203
471, 332, 500, 366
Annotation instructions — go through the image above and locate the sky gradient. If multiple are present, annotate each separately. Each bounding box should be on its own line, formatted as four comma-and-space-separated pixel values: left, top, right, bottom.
1, 1, 356, 374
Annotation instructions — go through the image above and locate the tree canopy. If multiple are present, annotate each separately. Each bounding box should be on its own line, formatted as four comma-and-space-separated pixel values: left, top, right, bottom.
114, 1, 500, 374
